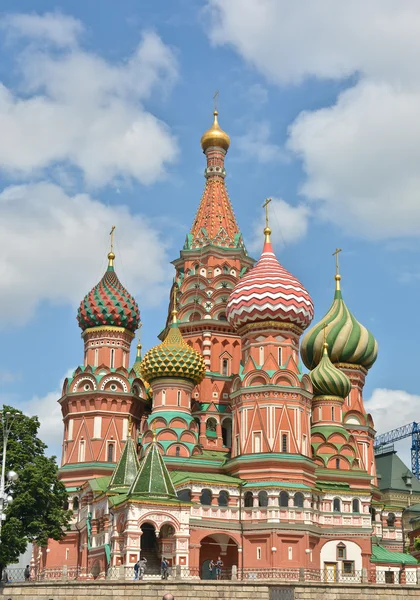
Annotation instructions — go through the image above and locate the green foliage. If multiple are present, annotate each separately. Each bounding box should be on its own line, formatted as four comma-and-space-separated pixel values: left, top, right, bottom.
0, 406, 71, 568
414, 537, 420, 551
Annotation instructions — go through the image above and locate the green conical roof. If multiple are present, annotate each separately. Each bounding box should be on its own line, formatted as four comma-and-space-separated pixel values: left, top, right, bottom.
108, 436, 140, 490
129, 439, 178, 500
301, 275, 378, 370
310, 343, 351, 398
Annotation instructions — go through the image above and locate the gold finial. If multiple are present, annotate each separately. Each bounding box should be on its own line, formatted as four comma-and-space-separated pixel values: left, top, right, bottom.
213, 90, 219, 112
136, 322, 142, 359
262, 198, 272, 242
332, 247, 342, 290
108, 225, 116, 267
151, 423, 157, 443
128, 414, 133, 436
171, 285, 178, 324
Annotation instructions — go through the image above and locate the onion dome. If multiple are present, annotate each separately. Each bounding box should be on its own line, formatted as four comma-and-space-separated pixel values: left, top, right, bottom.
77, 251, 140, 333
301, 273, 378, 370
226, 225, 314, 332
310, 342, 351, 398
140, 307, 206, 385
201, 110, 230, 153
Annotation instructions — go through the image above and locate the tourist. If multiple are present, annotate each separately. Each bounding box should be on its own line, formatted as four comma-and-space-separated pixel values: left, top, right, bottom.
133, 560, 140, 580
215, 556, 223, 580
24, 565, 30, 582
161, 557, 169, 580
138, 556, 147, 580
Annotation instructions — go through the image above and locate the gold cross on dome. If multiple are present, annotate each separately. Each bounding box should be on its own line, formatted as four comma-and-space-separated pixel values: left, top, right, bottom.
332, 247, 342, 276
262, 198, 272, 229
109, 225, 116, 253
213, 90, 219, 112
151, 423, 157, 442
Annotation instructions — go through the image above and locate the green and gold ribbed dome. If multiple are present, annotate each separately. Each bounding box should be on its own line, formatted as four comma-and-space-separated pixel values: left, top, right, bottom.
310, 342, 351, 398
301, 274, 378, 371
140, 313, 206, 385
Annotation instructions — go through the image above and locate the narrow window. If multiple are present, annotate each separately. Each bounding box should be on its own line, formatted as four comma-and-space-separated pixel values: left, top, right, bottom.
302, 434, 307, 455
122, 351, 126, 368
162, 390, 166, 405
331, 407, 335, 421
333, 498, 341, 512
253, 432, 261, 453
387, 512, 396, 527
68, 419, 74, 440
94, 348, 98, 367
294, 492, 304, 508
257, 547, 262, 560
282, 434, 288, 453
288, 547, 292, 561
337, 543, 346, 560
65, 548, 69, 561
258, 491, 268, 507
279, 491, 289, 507
336, 458, 340, 470
78, 440, 85, 462
93, 416, 102, 439
177, 390, 181, 406
235, 435, 240, 456
107, 443, 115, 463
259, 346, 264, 366
244, 492, 253, 508
222, 358, 229, 376
175, 446, 180, 457
110, 348, 115, 368
352, 498, 360, 513
278, 347, 282, 366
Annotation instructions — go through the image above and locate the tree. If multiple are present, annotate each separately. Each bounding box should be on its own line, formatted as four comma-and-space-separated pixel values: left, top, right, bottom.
0, 406, 71, 572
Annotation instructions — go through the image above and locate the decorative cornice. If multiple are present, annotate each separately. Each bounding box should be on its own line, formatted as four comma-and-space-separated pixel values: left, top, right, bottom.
82, 326, 135, 339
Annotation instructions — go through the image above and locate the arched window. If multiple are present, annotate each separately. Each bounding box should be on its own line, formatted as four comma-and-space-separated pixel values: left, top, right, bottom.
218, 313, 227, 321
73, 497, 79, 511
279, 491, 289, 507
175, 446, 180, 457
206, 418, 217, 433
369, 506, 376, 522
258, 491, 268, 508
282, 434, 288, 453
177, 489, 191, 502
244, 491, 253, 508
335, 458, 340, 469
107, 443, 115, 463
200, 489, 212, 506
222, 358, 229, 376
218, 491, 229, 507
352, 498, 360, 513
333, 498, 341, 512
294, 492, 304, 508
387, 512, 396, 527
336, 542, 346, 560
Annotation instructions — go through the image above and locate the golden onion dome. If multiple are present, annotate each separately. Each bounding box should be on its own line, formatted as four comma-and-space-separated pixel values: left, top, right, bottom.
140, 314, 206, 386
200, 110, 230, 153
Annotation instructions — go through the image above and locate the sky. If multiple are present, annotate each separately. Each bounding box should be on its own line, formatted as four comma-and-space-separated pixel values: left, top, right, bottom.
0, 0, 419, 465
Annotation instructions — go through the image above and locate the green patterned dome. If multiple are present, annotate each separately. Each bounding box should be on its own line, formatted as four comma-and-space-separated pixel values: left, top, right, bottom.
301, 275, 378, 370
140, 316, 206, 385
78, 253, 140, 333
310, 342, 351, 398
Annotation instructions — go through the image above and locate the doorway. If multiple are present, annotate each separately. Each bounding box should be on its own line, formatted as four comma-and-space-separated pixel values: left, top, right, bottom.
324, 562, 337, 582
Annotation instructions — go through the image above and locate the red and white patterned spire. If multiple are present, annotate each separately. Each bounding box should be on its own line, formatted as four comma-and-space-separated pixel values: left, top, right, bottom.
226, 203, 314, 331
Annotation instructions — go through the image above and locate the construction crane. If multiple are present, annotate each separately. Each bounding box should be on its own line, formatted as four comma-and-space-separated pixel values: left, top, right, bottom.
374, 422, 420, 480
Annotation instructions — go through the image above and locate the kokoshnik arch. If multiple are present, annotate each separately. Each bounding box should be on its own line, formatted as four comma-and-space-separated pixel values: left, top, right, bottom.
32, 109, 411, 579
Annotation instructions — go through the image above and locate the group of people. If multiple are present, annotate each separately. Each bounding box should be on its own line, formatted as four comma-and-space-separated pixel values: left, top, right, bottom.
133, 556, 170, 581
209, 556, 224, 580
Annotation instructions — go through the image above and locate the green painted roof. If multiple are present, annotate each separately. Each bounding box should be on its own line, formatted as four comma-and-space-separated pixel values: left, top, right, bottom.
375, 450, 420, 493
108, 437, 140, 490
129, 441, 178, 500
171, 471, 242, 487
371, 545, 417, 565
88, 476, 111, 492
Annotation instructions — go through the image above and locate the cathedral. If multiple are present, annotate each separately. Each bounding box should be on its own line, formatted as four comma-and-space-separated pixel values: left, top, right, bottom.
34, 110, 418, 582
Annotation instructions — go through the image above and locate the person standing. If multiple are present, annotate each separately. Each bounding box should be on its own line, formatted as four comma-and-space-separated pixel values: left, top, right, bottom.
138, 556, 147, 580
24, 565, 31, 582
215, 556, 223, 581
133, 560, 140, 580
161, 557, 169, 580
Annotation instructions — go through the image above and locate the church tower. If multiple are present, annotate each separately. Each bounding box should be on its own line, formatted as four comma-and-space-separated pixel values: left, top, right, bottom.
225, 211, 315, 486
168, 109, 254, 453
58, 239, 147, 489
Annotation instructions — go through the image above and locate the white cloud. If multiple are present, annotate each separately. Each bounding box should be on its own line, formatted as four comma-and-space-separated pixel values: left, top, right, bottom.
249, 197, 310, 253
235, 121, 285, 164
0, 13, 178, 186
0, 181, 172, 325
1, 12, 83, 47
207, 1, 420, 240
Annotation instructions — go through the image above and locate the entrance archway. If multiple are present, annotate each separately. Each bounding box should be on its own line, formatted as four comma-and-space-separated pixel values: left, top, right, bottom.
199, 534, 238, 580
140, 523, 160, 575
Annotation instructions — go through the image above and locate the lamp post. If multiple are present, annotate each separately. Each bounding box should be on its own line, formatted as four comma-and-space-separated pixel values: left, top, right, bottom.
0, 411, 19, 538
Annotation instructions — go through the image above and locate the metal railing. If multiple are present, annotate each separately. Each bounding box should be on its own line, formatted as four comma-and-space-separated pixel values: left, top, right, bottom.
2, 565, 419, 585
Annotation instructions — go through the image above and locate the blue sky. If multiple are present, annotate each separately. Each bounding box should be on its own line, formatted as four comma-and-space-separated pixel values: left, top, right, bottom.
0, 0, 419, 462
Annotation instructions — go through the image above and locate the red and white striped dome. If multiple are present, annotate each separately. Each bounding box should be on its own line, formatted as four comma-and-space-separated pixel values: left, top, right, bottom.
226, 236, 314, 331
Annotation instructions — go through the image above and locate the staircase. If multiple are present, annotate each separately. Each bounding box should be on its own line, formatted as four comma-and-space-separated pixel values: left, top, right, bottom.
140, 550, 161, 576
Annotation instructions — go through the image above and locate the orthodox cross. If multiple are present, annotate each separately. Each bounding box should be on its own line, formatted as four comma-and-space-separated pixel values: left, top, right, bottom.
213, 90, 219, 112
262, 198, 272, 229
109, 225, 116, 253
332, 247, 342, 276
137, 322, 142, 357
